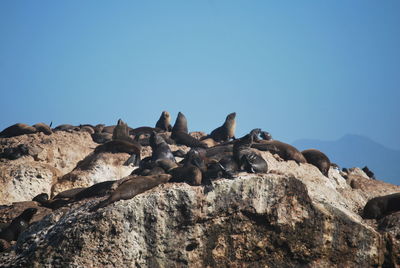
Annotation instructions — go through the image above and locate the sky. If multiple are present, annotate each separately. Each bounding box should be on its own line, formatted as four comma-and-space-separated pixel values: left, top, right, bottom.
1, 1, 400, 152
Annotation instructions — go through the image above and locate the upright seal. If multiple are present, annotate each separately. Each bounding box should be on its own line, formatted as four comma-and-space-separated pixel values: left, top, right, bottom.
208, 112, 236, 142
155, 111, 172, 132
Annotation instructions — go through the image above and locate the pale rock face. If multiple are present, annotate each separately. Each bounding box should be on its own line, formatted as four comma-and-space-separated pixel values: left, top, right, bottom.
0, 131, 399, 267
0, 132, 96, 204
50, 152, 136, 196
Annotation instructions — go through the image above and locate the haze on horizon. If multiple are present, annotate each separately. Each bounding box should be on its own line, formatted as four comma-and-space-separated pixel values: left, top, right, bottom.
1, 2, 399, 151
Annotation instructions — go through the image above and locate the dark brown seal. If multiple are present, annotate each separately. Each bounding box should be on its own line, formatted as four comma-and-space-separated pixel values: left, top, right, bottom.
91, 124, 112, 144
0, 123, 37, 138
32, 123, 52, 135
94, 140, 141, 155
0, 208, 37, 242
301, 149, 331, 177
155, 111, 172, 132
101, 125, 117, 134
94, 140, 141, 166
169, 166, 202, 186
53, 124, 79, 132
208, 112, 236, 142
91, 174, 171, 211
233, 129, 268, 173
171, 131, 208, 148
32, 193, 70, 210
150, 131, 176, 163
362, 166, 376, 180
172, 112, 188, 134
252, 140, 306, 164
79, 125, 95, 134
112, 119, 134, 143
170, 112, 207, 148
73, 180, 117, 201
53, 187, 86, 199
363, 193, 400, 219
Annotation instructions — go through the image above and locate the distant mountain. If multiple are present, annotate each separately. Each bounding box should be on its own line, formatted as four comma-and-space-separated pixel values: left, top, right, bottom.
292, 134, 400, 186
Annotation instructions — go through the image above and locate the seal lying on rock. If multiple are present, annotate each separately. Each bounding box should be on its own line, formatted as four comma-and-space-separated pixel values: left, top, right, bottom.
53, 124, 79, 132
94, 140, 141, 166
0, 123, 37, 138
90, 174, 171, 211
0, 208, 37, 242
252, 140, 306, 164
233, 129, 268, 173
32, 123, 52, 135
32, 193, 70, 210
362, 193, 400, 220
301, 149, 331, 177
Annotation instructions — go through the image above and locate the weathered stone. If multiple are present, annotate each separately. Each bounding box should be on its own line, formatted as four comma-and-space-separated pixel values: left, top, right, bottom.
0, 131, 399, 267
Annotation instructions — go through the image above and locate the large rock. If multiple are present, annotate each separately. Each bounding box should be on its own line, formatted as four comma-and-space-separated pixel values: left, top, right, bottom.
0, 132, 97, 204
0, 167, 398, 266
51, 152, 135, 196
0, 132, 400, 267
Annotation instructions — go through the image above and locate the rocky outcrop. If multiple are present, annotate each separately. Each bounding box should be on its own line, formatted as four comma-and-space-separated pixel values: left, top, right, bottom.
0, 132, 400, 267
0, 132, 96, 204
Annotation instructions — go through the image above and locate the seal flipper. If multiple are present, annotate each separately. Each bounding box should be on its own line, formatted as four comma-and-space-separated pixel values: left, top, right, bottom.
125, 154, 141, 166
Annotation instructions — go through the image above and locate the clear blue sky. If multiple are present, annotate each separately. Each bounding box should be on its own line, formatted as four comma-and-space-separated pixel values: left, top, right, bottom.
1, 1, 399, 150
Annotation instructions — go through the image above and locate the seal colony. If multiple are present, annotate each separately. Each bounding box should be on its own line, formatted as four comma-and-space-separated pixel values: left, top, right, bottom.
0, 110, 394, 252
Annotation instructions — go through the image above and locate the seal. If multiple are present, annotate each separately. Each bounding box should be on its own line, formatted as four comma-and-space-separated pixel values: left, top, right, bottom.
0, 208, 37, 242
150, 131, 176, 163
52, 187, 86, 199
172, 112, 188, 134
53, 124, 79, 132
73, 180, 117, 201
91, 174, 171, 211
260, 131, 272, 141
301, 149, 331, 177
112, 119, 134, 143
170, 112, 207, 148
169, 165, 202, 186
218, 155, 239, 175
155, 111, 172, 132
171, 131, 208, 148
252, 140, 306, 164
233, 129, 268, 173
363, 193, 400, 219
208, 112, 236, 142
362, 166, 376, 180
91, 124, 112, 144
101, 125, 116, 134
32, 193, 49, 203
32, 193, 70, 210
79, 125, 95, 134
94, 140, 141, 166
131, 132, 176, 176
0, 123, 37, 138
32, 123, 53, 135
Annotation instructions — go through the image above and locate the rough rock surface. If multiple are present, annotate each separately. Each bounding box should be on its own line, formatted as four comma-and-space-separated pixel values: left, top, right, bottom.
50, 152, 135, 197
0, 131, 400, 267
0, 132, 96, 204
